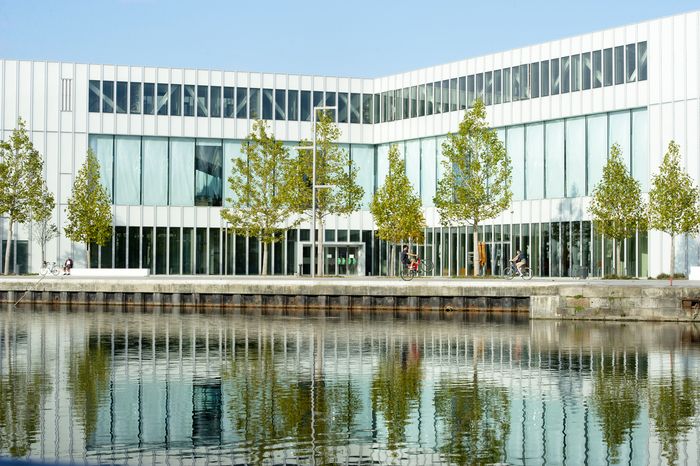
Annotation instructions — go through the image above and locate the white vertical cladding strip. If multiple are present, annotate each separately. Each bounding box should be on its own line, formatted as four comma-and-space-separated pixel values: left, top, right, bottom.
672, 15, 686, 103
196, 68, 209, 139
171, 68, 184, 138
32, 62, 46, 132
537, 43, 549, 122
169, 207, 182, 228
674, 101, 687, 167
649, 19, 662, 105
491, 54, 502, 126
3, 61, 18, 128
60, 133, 73, 174
46, 132, 59, 198
211, 69, 223, 139
130, 66, 144, 136
686, 13, 699, 100
660, 17, 674, 104
156, 67, 169, 137
580, 33, 592, 116
75, 64, 88, 134
236, 72, 249, 138
223, 71, 236, 139
560, 38, 572, 118
569, 36, 582, 117
424, 67, 434, 139
46, 62, 61, 133
18, 61, 32, 124
101, 65, 115, 135
686, 99, 699, 185
184, 68, 197, 137
143, 67, 157, 135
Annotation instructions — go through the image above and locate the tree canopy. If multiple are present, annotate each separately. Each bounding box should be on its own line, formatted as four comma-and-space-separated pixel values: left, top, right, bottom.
434, 99, 512, 276
64, 149, 113, 267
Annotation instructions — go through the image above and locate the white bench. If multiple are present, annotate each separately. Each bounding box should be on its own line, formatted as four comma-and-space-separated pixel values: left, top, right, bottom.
70, 268, 150, 278
690, 266, 700, 280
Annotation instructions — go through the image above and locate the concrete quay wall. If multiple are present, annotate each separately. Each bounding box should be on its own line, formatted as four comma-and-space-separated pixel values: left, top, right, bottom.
0, 277, 699, 321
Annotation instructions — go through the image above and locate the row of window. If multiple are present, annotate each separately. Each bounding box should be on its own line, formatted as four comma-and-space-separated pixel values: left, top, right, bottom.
88, 42, 647, 124
87, 107, 647, 213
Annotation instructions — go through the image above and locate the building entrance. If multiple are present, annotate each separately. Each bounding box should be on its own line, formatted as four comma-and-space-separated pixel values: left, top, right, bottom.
298, 242, 365, 276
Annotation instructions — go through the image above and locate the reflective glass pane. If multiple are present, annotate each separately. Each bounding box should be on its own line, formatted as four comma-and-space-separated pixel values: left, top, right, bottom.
592, 51, 602, 88
530, 64, 539, 98
545, 120, 565, 198
507, 126, 524, 200
324, 91, 336, 121
373, 94, 380, 123
195, 139, 223, 206
626, 43, 637, 82
418, 85, 425, 116
637, 41, 647, 81
143, 82, 155, 115
223, 87, 235, 118
520, 64, 529, 99
632, 108, 649, 191
405, 139, 420, 194
376, 144, 390, 187
561, 57, 570, 93
525, 123, 544, 200
288, 90, 298, 121
541, 60, 550, 97
571, 55, 581, 91
114, 136, 141, 205
88, 134, 114, 201
494, 70, 502, 104
89, 80, 100, 112
129, 82, 141, 113
565, 117, 586, 197
183, 85, 194, 116
142, 137, 168, 205
350, 93, 360, 123
511, 67, 520, 101
157, 83, 168, 115
582, 53, 591, 90
458, 77, 466, 109
551, 59, 560, 95
169, 228, 180, 274
223, 140, 244, 207
420, 137, 436, 206
249, 88, 260, 119
450, 79, 457, 111
361, 93, 372, 123
337, 92, 348, 123
170, 138, 195, 206
587, 114, 607, 194
442, 80, 449, 112
170, 84, 181, 116
116, 81, 127, 113
275, 89, 286, 120
608, 110, 631, 169
262, 88, 273, 120
403, 87, 410, 119
351, 145, 374, 208
426, 83, 433, 115
603, 48, 613, 86
503, 68, 511, 102
433, 83, 441, 114
209, 228, 220, 275
102, 80, 114, 112
236, 87, 248, 118
484, 72, 493, 105
467, 75, 475, 108
197, 86, 209, 117
615, 45, 624, 85
210, 86, 221, 118
476, 73, 484, 102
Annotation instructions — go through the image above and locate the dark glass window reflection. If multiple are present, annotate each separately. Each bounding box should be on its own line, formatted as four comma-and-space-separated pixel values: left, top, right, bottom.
249, 88, 260, 119
417, 86, 425, 116
288, 90, 299, 121
102, 80, 114, 112
157, 83, 168, 115
210, 87, 221, 118
582, 52, 592, 90
592, 51, 602, 88
426, 83, 433, 115
129, 82, 141, 113
442, 80, 449, 113
236, 88, 248, 118
301, 90, 311, 121
530, 64, 540, 98
494, 70, 502, 104
603, 48, 613, 86
116, 81, 127, 113
638, 41, 647, 81
262, 88, 273, 120
89, 80, 100, 112
350, 93, 360, 123
197, 86, 208, 117
223, 87, 235, 118
195, 140, 223, 207
373, 94, 380, 123
338, 92, 348, 123
614, 46, 624, 85
325, 91, 336, 121
143, 83, 155, 114
275, 89, 286, 120
183, 85, 195, 116
170, 84, 181, 116
561, 57, 570, 93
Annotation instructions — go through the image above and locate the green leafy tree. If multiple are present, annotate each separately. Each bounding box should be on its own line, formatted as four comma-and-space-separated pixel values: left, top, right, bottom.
0, 119, 48, 275
64, 149, 113, 268
221, 120, 299, 275
28, 185, 58, 264
648, 141, 700, 285
434, 99, 512, 276
588, 143, 646, 276
649, 374, 697, 465
370, 144, 426, 275
287, 111, 364, 275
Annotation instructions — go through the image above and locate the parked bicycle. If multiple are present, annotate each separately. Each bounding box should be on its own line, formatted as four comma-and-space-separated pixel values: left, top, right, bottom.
400, 257, 434, 281
504, 260, 532, 280
39, 261, 60, 277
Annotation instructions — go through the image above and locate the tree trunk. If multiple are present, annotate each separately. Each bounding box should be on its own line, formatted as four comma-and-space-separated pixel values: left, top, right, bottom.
390, 244, 395, 276
3, 221, 13, 275
317, 216, 324, 276
615, 240, 620, 277
87, 243, 91, 269
670, 234, 675, 287
473, 222, 480, 277
262, 242, 268, 276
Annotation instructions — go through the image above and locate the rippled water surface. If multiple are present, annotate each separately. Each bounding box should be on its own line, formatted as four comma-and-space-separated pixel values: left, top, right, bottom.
1, 308, 699, 465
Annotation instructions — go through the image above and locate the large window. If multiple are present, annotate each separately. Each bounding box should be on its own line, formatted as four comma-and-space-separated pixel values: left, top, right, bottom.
129, 82, 141, 113
89, 135, 114, 200
262, 88, 273, 120
170, 84, 181, 116
351, 145, 374, 208
603, 48, 613, 86
142, 137, 168, 205
223, 87, 235, 118
116, 81, 127, 113
637, 41, 647, 81
288, 90, 299, 121
275, 89, 286, 120
350, 93, 360, 123
592, 51, 602, 88
210, 87, 221, 118
609, 110, 631, 168
507, 126, 525, 200
170, 139, 194, 201
587, 114, 607, 194
540, 61, 549, 97
420, 138, 437, 206
405, 140, 420, 195
571, 55, 581, 92
114, 136, 141, 205
561, 57, 570, 94
626, 43, 637, 82
183, 85, 195, 116
545, 120, 565, 198
236, 87, 248, 118
195, 139, 223, 206
565, 117, 586, 197
526, 123, 544, 200
102, 81, 114, 112
89, 80, 100, 112
632, 108, 649, 190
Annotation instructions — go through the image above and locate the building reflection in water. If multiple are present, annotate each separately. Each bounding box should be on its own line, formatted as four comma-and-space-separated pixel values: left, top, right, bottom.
0, 308, 698, 465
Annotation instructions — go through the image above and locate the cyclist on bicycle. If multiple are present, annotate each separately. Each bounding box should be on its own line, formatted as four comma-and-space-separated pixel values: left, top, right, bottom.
401, 245, 417, 270
511, 249, 528, 275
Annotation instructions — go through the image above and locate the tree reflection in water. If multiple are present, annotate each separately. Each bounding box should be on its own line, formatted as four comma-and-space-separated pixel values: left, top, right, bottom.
591, 354, 643, 463
649, 360, 698, 465
433, 351, 510, 464
370, 341, 422, 453
68, 334, 112, 443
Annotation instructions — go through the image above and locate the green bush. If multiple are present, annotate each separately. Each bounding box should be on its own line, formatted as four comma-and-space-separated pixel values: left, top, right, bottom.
602, 274, 637, 280
656, 273, 687, 280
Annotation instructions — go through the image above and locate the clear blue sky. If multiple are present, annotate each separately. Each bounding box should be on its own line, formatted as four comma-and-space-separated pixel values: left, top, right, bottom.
0, 0, 697, 77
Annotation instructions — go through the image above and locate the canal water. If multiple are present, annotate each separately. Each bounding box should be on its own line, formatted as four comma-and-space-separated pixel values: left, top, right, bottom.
0, 308, 698, 465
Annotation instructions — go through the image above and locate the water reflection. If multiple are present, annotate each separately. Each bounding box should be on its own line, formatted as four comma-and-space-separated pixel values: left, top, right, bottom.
0, 309, 698, 464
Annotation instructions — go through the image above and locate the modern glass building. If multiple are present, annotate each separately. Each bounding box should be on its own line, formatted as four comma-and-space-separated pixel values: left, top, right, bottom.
0, 11, 698, 277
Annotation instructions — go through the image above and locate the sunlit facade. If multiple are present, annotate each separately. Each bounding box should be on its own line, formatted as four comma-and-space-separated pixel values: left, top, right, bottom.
1, 11, 699, 277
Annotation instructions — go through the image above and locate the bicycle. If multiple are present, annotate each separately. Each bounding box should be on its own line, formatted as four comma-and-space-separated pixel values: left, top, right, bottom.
400, 257, 434, 281
504, 261, 532, 280
39, 261, 60, 277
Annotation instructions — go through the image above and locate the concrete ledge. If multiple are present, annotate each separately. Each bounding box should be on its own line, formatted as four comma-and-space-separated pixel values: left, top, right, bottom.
70, 268, 150, 278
